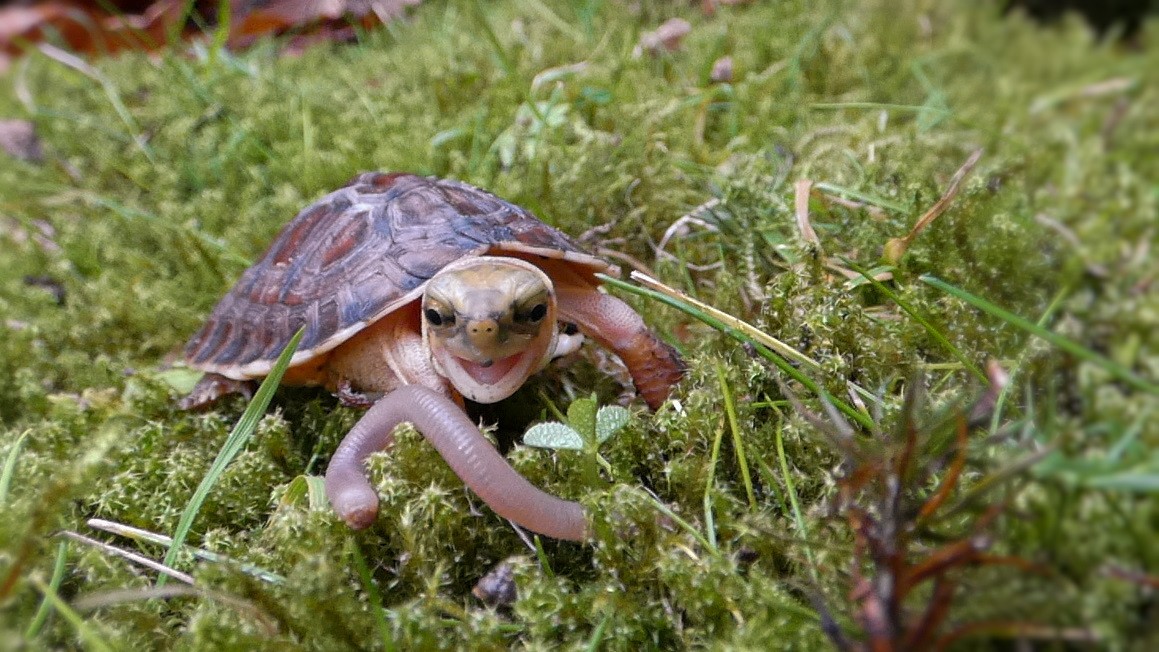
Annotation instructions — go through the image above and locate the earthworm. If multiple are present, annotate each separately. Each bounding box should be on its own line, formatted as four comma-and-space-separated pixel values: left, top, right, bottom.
325, 384, 589, 542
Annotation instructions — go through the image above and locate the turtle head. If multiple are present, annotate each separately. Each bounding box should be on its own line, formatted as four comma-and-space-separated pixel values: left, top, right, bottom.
422, 256, 558, 403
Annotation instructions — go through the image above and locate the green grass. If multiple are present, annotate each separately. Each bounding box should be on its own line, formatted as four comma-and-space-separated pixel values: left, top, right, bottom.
1, 0, 1158, 648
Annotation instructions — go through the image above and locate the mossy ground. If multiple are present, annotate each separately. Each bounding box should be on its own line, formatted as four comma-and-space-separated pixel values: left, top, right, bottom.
1, 0, 1157, 649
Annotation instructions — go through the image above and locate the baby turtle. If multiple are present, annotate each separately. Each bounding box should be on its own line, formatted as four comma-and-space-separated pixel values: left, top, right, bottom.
181, 172, 685, 541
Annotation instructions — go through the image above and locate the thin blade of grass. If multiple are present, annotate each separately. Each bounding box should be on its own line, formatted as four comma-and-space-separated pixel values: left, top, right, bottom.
64, 530, 195, 585
37, 43, 156, 164
598, 273, 875, 430
88, 519, 285, 584
208, 0, 231, 68
533, 536, 555, 579
523, 0, 585, 43
30, 577, 115, 652
349, 540, 398, 652
989, 284, 1071, 435
70, 584, 279, 635
0, 429, 30, 504
775, 419, 818, 581
703, 423, 724, 551
1083, 473, 1159, 492
813, 182, 908, 213
716, 363, 756, 509
1107, 409, 1151, 463
25, 540, 69, 639
811, 101, 953, 116
844, 261, 986, 383
626, 271, 819, 370
947, 447, 1053, 517
921, 276, 1159, 394
469, 0, 515, 76
158, 327, 305, 587
629, 487, 716, 554
586, 612, 613, 652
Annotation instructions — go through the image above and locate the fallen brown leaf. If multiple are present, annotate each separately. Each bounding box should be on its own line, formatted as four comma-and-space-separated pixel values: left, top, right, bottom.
0, 0, 421, 60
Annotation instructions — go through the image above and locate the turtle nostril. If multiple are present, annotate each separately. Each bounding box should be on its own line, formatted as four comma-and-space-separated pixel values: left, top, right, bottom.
469, 320, 497, 335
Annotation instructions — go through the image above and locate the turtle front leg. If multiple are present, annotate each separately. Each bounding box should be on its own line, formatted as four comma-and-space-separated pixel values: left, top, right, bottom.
324, 385, 588, 541
179, 373, 256, 411
552, 322, 585, 359
556, 288, 686, 410
335, 378, 382, 409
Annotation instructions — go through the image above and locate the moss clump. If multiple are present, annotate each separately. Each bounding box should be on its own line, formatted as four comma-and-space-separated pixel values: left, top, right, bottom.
1, 0, 1158, 648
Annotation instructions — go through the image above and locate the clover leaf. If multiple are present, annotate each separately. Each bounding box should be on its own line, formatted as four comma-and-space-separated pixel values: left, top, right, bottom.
524, 395, 631, 451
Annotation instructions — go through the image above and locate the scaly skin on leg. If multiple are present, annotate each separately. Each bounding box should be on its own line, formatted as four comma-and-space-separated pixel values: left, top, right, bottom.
335, 378, 380, 408
179, 373, 256, 411
556, 288, 685, 410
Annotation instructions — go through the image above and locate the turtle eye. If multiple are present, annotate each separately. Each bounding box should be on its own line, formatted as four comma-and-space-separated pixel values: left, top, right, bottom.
425, 308, 454, 326
517, 303, 548, 324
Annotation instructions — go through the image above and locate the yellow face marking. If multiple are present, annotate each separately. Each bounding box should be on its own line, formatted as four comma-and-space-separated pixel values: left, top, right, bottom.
423, 261, 551, 363
422, 257, 558, 403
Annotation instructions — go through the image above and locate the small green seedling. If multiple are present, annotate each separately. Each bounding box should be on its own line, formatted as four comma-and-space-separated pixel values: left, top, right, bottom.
523, 395, 631, 480
524, 395, 630, 450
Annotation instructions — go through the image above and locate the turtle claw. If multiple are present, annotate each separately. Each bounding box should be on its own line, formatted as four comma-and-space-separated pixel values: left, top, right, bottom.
335, 378, 381, 408
179, 373, 256, 411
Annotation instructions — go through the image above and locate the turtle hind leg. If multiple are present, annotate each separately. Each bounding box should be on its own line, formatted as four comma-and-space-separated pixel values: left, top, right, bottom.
179, 373, 256, 411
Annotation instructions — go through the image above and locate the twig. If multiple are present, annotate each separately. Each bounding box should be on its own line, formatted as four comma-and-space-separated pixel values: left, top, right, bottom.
794, 179, 820, 246
884, 149, 982, 263
60, 530, 195, 585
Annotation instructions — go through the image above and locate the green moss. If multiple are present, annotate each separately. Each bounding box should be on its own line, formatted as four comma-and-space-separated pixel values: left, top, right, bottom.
2, 0, 1158, 648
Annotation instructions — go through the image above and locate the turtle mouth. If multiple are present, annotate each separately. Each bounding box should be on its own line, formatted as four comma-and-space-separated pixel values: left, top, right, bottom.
432, 342, 541, 403
454, 352, 525, 386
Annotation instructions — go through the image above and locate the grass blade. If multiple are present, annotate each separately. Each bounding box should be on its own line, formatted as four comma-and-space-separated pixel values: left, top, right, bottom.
703, 423, 724, 551
921, 276, 1159, 394
0, 429, 30, 504
65, 530, 195, 585
158, 327, 305, 586
845, 261, 986, 383
628, 271, 820, 370
88, 519, 285, 584
629, 487, 716, 554
349, 540, 398, 652
716, 363, 756, 509
30, 577, 116, 652
989, 284, 1071, 435
25, 540, 69, 639
598, 273, 874, 430
776, 419, 817, 580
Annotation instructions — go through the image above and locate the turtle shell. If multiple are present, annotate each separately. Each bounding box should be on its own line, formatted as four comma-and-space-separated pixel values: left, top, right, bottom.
184, 172, 615, 379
